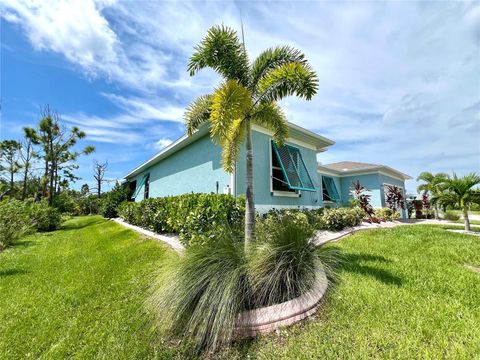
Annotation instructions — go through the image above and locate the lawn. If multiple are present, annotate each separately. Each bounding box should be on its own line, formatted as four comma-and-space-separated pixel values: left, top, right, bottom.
1, 218, 479, 359
0, 216, 179, 359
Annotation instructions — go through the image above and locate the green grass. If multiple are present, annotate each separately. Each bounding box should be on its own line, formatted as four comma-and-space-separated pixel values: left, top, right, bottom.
449, 209, 480, 216
1, 218, 479, 359
231, 225, 480, 359
0, 216, 178, 359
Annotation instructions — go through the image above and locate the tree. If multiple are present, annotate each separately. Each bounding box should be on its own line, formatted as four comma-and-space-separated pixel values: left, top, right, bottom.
184, 25, 318, 247
37, 106, 95, 204
434, 173, 480, 231
0, 140, 22, 196
19, 127, 40, 200
81, 183, 90, 196
416, 171, 449, 219
93, 160, 108, 198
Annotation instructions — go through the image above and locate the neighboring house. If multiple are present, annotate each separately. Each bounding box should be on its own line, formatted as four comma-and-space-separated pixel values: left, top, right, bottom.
124, 123, 411, 217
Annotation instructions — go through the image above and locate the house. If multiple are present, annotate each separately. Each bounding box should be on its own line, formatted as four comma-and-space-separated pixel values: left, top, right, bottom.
124, 123, 411, 217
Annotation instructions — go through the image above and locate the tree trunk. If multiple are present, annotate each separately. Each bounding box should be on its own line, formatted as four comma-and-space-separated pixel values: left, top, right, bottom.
244, 119, 255, 248
97, 179, 101, 198
42, 160, 49, 199
22, 164, 29, 200
434, 204, 439, 220
463, 206, 471, 232
10, 171, 14, 196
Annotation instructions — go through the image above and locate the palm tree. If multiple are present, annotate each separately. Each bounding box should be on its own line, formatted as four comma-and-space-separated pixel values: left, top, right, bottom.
434, 173, 480, 231
416, 171, 449, 219
184, 25, 318, 247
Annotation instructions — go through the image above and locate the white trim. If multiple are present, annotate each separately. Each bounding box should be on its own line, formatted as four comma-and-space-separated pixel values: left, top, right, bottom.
272, 191, 300, 198
316, 167, 341, 177
252, 124, 318, 151
317, 168, 409, 182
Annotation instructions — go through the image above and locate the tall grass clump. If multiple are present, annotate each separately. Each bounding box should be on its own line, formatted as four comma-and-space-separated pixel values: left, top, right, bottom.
148, 212, 341, 354
147, 232, 249, 353
250, 212, 339, 307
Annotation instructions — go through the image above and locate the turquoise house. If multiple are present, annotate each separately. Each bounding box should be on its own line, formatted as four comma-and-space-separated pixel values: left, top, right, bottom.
124, 123, 411, 217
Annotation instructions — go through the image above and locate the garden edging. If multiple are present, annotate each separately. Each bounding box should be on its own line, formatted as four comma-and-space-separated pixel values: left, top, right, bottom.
235, 267, 328, 338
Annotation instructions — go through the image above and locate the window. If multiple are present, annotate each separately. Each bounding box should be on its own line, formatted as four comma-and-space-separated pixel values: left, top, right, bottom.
144, 173, 150, 199
322, 176, 340, 202
271, 140, 316, 192
271, 146, 296, 193
128, 180, 137, 201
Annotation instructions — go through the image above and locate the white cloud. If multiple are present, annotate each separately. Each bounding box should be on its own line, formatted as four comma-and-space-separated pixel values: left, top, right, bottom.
154, 138, 173, 150
1, 0, 118, 70
101, 93, 184, 122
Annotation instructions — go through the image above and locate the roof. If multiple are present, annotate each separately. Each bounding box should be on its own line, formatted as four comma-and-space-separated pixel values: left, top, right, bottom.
318, 161, 412, 180
124, 122, 335, 180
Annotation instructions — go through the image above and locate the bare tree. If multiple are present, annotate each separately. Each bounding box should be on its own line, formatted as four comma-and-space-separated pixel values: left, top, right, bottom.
93, 160, 108, 198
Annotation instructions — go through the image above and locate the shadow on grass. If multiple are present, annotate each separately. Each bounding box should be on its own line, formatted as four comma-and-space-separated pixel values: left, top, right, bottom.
61, 217, 106, 231
330, 247, 402, 286
11, 240, 35, 248
0, 268, 29, 277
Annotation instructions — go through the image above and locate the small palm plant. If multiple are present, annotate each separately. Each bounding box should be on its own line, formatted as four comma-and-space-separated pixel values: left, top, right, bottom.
434, 173, 480, 231
416, 171, 449, 219
184, 25, 318, 247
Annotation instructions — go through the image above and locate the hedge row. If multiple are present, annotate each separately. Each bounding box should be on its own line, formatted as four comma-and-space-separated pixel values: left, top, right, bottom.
260, 207, 366, 232
118, 193, 245, 246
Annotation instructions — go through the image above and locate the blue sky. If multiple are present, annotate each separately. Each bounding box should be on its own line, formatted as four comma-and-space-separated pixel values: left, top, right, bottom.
1, 1, 479, 193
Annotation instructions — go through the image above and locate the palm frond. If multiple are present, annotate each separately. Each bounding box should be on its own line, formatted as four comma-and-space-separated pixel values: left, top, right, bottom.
210, 80, 252, 142
251, 102, 289, 146
250, 46, 306, 90
221, 118, 246, 173
257, 62, 318, 103
184, 95, 212, 136
187, 25, 249, 86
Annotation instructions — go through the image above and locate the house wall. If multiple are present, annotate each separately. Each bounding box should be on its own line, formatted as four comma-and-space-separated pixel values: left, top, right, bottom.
130, 134, 230, 201
339, 173, 383, 208
235, 130, 321, 212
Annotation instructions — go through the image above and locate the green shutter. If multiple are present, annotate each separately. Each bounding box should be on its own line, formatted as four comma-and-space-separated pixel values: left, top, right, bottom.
272, 141, 316, 192
131, 174, 148, 200
323, 176, 340, 201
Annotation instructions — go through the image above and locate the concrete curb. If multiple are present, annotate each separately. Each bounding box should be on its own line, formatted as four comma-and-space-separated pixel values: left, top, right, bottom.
111, 218, 185, 253
235, 268, 328, 338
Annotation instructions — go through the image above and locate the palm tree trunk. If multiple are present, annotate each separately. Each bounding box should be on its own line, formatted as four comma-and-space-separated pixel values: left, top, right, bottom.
463, 206, 471, 231
244, 119, 255, 248
434, 204, 439, 220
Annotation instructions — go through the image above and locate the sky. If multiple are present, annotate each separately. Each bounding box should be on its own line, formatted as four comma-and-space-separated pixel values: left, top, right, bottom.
1, 0, 479, 193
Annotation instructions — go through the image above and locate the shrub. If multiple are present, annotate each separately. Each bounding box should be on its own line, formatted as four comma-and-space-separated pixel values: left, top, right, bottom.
375, 208, 400, 221
320, 207, 365, 231
0, 199, 32, 250
148, 232, 248, 353
249, 213, 319, 306
118, 193, 245, 247
149, 210, 342, 354
28, 200, 62, 231
101, 183, 129, 218
52, 191, 77, 214
443, 211, 460, 221
78, 195, 102, 215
